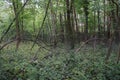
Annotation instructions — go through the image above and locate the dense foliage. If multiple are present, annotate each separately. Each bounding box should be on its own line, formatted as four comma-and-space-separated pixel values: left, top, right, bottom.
0, 0, 120, 80
0, 43, 120, 80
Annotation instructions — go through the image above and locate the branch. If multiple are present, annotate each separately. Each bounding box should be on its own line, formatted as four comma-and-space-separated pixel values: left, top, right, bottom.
0, 38, 49, 51
0, 39, 16, 50
75, 38, 105, 53
31, 0, 51, 49
0, 0, 29, 43
110, 0, 119, 17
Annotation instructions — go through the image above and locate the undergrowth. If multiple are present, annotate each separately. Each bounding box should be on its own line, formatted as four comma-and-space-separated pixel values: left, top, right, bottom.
0, 43, 120, 80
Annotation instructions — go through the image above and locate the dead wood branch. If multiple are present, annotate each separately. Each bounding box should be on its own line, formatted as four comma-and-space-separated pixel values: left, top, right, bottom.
75, 38, 105, 53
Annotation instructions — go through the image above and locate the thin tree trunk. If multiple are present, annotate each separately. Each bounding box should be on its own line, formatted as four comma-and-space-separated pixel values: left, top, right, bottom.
103, 0, 106, 36
12, 0, 21, 50
59, 13, 64, 42
50, 1, 57, 48
117, 45, 120, 64
97, 9, 101, 38
105, 37, 113, 62
83, 0, 89, 40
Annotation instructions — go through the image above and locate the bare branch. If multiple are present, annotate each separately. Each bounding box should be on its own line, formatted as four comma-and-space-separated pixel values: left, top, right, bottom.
0, 0, 29, 43
31, 0, 51, 49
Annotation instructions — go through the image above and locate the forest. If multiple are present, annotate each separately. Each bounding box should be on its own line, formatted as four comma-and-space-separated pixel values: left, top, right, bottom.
0, 0, 120, 80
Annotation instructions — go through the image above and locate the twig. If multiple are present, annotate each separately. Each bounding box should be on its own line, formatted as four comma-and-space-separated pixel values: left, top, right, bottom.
75, 38, 104, 53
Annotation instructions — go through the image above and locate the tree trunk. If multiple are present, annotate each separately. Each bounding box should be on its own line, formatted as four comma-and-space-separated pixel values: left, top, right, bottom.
12, 0, 21, 50
97, 9, 101, 38
83, 0, 89, 40
50, 1, 57, 48
65, 0, 74, 49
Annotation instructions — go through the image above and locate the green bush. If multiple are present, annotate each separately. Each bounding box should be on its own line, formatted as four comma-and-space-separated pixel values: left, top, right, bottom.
0, 45, 120, 80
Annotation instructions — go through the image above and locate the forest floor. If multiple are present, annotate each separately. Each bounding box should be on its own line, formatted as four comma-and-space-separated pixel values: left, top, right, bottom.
0, 42, 120, 80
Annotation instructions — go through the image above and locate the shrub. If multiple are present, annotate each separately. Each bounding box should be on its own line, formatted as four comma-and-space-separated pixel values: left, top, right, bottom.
0, 45, 120, 80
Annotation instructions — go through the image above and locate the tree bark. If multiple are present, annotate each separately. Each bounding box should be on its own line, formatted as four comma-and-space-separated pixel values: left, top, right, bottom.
65, 0, 75, 49
12, 0, 21, 50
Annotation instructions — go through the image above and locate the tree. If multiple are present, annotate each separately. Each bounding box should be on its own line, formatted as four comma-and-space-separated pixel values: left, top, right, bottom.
83, 0, 89, 40
65, 0, 75, 49
12, 0, 22, 49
